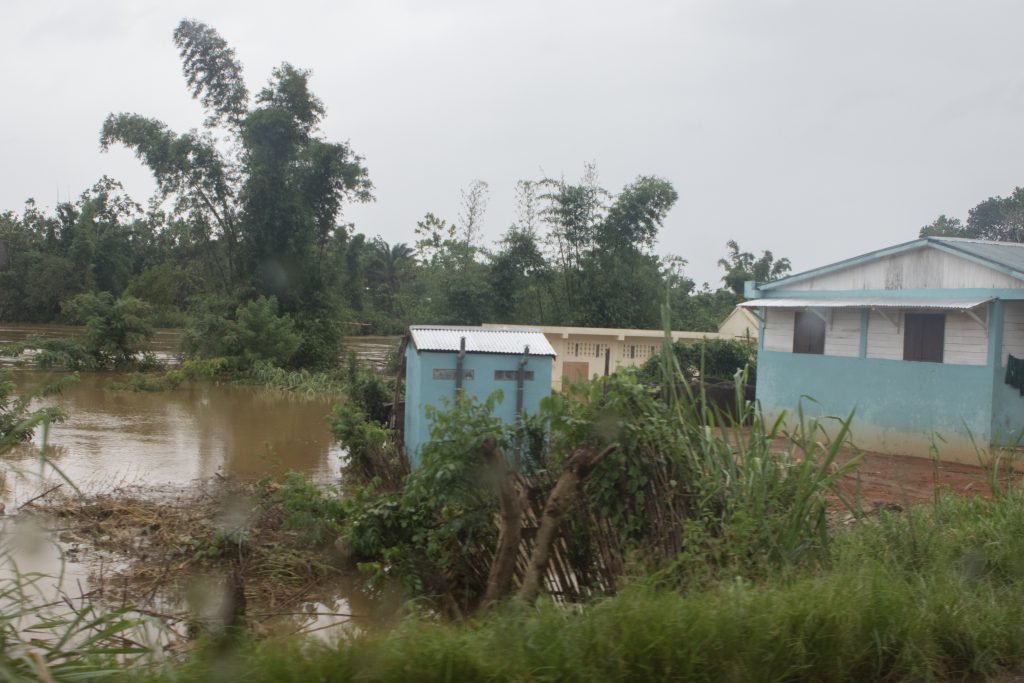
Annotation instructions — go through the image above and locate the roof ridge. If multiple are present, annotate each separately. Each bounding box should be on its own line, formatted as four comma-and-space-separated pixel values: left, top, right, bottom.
928, 236, 1024, 246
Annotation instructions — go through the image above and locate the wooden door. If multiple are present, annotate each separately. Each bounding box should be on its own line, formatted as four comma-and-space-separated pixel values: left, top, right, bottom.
562, 361, 590, 385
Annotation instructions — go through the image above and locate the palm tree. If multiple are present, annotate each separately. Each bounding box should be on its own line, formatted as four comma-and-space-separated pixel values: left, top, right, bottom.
367, 238, 415, 315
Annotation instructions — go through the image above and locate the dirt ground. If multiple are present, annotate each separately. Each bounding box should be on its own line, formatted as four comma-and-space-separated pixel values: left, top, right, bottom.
832, 448, 1014, 509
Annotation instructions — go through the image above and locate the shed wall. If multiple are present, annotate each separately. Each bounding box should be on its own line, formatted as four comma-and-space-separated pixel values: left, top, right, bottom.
403, 346, 553, 464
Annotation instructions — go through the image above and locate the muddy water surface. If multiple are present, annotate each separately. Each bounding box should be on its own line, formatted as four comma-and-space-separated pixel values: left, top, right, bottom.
0, 326, 400, 497
14, 372, 345, 494
0, 326, 401, 643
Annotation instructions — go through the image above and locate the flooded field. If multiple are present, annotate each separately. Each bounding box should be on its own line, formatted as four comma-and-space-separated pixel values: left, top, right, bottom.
0, 325, 402, 643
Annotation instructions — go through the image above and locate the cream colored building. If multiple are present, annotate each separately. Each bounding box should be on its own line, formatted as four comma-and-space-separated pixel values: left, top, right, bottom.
717, 306, 760, 341
483, 324, 728, 391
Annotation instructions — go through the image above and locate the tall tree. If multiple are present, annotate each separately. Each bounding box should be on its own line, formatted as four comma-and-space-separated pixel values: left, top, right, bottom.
367, 238, 415, 316
717, 240, 792, 296
919, 188, 1024, 242
100, 19, 372, 365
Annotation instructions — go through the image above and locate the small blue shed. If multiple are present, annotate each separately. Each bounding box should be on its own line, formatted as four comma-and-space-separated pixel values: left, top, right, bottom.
400, 326, 555, 466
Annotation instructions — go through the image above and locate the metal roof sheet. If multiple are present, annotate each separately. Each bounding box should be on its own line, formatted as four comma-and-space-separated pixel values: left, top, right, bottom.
741, 296, 994, 310
930, 237, 1024, 277
409, 326, 556, 356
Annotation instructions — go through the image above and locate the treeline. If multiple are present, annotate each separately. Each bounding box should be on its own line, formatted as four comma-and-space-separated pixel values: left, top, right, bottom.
920, 186, 1024, 242
0, 19, 791, 369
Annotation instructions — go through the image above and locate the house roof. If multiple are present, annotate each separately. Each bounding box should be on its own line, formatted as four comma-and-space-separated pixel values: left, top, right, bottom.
740, 296, 993, 311
408, 326, 556, 356
759, 237, 1024, 291
482, 322, 725, 341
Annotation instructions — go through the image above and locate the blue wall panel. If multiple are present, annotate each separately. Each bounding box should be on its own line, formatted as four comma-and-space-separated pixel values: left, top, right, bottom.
404, 346, 552, 465
757, 350, 994, 461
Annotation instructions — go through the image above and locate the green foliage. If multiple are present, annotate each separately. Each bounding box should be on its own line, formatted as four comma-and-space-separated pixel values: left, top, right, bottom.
262, 471, 345, 546
183, 295, 300, 368
717, 239, 792, 295
328, 402, 402, 485
108, 372, 183, 392
0, 370, 71, 453
340, 394, 510, 608
638, 337, 758, 385
62, 291, 155, 368
240, 361, 345, 395
143, 491, 1024, 682
235, 296, 301, 366
920, 186, 1024, 242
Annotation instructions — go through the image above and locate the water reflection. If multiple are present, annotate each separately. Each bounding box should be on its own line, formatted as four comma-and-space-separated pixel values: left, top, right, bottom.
14, 372, 345, 490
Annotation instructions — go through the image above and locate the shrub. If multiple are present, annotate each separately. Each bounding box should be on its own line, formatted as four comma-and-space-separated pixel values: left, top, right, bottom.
262, 471, 345, 547
182, 296, 300, 368
61, 292, 155, 368
640, 337, 757, 385
0, 369, 71, 452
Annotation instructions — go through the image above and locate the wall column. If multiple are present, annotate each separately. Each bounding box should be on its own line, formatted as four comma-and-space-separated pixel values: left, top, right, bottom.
859, 309, 869, 359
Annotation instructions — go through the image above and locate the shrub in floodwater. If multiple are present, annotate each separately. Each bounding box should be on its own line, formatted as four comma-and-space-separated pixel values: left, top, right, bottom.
182, 295, 300, 369
0, 369, 72, 452
328, 402, 405, 486
62, 291, 155, 368
339, 394, 510, 609
261, 471, 346, 547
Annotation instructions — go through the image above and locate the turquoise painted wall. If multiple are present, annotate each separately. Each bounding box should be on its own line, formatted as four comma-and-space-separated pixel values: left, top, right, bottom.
757, 350, 995, 461
990, 378, 1024, 445
403, 346, 553, 465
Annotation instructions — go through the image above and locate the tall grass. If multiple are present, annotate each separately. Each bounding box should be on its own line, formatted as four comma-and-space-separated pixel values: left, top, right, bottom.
0, 377, 162, 681
136, 491, 1024, 682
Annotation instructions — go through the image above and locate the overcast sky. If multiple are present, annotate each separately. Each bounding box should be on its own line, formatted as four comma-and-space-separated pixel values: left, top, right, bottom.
4, 0, 1024, 287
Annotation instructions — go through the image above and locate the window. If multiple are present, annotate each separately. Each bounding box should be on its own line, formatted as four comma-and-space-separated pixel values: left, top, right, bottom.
433, 369, 474, 380
793, 311, 825, 354
494, 370, 535, 381
903, 313, 944, 363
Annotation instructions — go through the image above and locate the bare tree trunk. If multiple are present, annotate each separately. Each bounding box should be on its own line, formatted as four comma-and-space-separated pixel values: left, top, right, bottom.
518, 443, 618, 604
480, 438, 525, 611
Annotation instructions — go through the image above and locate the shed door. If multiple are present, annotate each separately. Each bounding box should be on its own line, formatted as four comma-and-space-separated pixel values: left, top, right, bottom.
562, 362, 590, 385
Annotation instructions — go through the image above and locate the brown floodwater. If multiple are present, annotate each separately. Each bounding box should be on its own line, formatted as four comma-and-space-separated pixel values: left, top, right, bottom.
0, 325, 401, 643
0, 325, 400, 498
12, 372, 344, 493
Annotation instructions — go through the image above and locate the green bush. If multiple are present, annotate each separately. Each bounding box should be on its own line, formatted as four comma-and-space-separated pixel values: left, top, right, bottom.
62, 291, 155, 368
235, 297, 301, 366
339, 394, 510, 607
182, 296, 300, 368
0, 369, 71, 452
261, 471, 345, 547
640, 337, 757, 385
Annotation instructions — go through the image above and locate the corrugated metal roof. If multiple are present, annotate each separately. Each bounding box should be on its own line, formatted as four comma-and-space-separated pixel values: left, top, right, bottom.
930, 237, 1024, 277
741, 296, 993, 310
409, 326, 556, 356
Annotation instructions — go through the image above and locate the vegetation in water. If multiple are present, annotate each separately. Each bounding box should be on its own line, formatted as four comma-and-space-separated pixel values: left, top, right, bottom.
0, 369, 73, 451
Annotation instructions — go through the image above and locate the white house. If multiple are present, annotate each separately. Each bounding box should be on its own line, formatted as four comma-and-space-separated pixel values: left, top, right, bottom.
743, 236, 1024, 462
